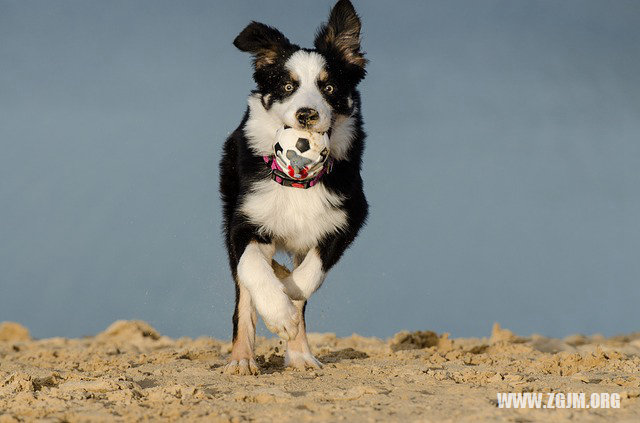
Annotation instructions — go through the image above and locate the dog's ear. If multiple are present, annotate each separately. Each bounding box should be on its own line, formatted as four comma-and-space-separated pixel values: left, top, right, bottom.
314, 0, 367, 69
233, 21, 292, 69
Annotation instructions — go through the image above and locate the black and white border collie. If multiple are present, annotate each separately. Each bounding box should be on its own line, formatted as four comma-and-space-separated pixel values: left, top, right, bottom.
220, 0, 368, 375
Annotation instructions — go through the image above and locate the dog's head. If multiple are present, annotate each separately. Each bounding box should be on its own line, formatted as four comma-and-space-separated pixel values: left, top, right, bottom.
233, 0, 366, 135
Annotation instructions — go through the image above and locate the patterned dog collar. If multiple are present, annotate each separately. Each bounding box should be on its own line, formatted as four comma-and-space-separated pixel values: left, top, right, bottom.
263, 155, 334, 189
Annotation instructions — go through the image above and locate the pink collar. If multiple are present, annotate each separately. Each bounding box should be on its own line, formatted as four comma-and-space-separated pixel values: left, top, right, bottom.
263, 155, 334, 189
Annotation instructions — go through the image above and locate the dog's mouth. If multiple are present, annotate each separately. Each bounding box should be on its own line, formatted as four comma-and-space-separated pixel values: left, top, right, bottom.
283, 124, 332, 138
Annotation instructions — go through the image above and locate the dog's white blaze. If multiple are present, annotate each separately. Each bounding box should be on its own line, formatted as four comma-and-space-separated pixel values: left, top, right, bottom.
273, 51, 332, 132
240, 179, 348, 253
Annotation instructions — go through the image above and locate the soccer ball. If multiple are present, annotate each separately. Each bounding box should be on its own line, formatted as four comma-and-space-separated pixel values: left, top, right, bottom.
274, 126, 330, 180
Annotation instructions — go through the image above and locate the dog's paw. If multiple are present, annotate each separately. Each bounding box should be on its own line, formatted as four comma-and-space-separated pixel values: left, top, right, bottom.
255, 290, 299, 341
223, 358, 259, 375
264, 305, 300, 341
285, 350, 323, 370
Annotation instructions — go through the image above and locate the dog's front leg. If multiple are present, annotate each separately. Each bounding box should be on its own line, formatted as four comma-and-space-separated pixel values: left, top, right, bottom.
280, 248, 326, 301
278, 250, 325, 370
237, 241, 300, 340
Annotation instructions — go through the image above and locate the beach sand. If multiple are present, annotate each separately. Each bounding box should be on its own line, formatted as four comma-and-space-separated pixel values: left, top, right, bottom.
1, 320, 639, 422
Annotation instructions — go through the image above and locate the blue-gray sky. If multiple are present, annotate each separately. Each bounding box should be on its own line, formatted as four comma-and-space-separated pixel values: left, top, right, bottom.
1, 0, 639, 340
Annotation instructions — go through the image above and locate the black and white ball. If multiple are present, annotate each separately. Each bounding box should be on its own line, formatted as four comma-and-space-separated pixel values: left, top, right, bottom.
274, 126, 330, 179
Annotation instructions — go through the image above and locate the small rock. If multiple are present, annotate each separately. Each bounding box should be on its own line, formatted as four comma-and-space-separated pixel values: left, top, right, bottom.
489, 373, 504, 383
620, 390, 640, 399
389, 331, 439, 352
99, 320, 160, 340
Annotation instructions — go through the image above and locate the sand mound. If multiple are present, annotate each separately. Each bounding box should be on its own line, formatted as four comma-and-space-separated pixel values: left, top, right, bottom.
1, 321, 639, 422
93, 320, 173, 352
99, 320, 161, 340
0, 322, 30, 342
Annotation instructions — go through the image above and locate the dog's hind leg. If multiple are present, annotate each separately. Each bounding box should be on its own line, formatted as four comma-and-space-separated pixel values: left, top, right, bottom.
285, 300, 323, 370
224, 281, 259, 375
283, 253, 322, 370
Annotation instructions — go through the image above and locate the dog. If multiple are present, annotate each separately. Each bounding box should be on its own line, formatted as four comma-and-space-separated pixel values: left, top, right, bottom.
219, 0, 368, 375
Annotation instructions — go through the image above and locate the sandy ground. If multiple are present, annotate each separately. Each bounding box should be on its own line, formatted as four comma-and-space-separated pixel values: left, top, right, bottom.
0, 321, 639, 422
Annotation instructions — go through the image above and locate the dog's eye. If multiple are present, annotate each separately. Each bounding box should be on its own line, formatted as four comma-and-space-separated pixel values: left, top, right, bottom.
284, 83, 294, 92
324, 84, 335, 94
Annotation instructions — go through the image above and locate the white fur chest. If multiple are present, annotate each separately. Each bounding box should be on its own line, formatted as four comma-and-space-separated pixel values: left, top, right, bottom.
240, 179, 347, 253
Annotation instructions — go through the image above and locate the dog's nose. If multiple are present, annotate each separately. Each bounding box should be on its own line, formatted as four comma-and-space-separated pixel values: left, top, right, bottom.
295, 108, 319, 126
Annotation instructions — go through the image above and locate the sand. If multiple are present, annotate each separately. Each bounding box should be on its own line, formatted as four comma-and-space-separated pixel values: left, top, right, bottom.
1, 321, 639, 422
